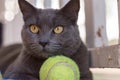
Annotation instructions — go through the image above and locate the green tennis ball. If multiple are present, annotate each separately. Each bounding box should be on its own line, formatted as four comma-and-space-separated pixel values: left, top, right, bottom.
40, 55, 80, 80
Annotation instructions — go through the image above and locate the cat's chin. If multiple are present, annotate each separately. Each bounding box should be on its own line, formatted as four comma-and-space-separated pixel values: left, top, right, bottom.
35, 51, 57, 59
39, 51, 52, 58
38, 47, 62, 58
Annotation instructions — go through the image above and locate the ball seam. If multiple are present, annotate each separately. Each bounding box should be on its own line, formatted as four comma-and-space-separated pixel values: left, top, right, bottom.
46, 62, 78, 80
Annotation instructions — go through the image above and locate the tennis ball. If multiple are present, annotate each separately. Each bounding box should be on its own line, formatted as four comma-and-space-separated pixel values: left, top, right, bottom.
40, 55, 80, 80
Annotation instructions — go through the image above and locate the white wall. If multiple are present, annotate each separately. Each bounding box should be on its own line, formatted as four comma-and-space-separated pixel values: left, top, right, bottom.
3, 13, 23, 46
3, 0, 36, 46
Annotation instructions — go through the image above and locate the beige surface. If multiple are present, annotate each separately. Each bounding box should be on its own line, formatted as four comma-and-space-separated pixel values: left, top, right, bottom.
91, 68, 120, 80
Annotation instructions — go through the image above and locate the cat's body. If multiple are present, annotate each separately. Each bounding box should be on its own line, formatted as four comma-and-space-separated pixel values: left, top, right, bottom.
0, 0, 93, 80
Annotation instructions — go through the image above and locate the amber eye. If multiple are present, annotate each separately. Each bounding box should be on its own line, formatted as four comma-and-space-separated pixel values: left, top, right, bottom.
54, 26, 63, 34
30, 25, 39, 34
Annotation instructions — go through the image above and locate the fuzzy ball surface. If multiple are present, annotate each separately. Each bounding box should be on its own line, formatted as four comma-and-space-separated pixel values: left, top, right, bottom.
40, 55, 80, 80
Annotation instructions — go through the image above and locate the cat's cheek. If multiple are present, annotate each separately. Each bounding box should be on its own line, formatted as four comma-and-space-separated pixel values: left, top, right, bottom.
21, 30, 38, 44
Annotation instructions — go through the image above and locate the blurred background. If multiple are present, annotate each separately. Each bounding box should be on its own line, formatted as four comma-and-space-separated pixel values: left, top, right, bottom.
0, 0, 120, 80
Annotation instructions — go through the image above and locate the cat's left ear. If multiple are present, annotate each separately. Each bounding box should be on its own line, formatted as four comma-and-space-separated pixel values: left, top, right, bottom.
60, 0, 80, 22
18, 0, 36, 18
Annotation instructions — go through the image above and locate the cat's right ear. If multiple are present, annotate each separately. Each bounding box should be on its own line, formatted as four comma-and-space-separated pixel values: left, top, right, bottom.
59, 0, 80, 22
18, 0, 36, 18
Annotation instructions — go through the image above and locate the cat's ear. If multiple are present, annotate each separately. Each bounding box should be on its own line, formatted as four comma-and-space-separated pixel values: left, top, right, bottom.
60, 0, 80, 22
18, 0, 36, 18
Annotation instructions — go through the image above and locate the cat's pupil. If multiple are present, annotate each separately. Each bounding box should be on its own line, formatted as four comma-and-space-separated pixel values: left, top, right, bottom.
56, 28, 59, 30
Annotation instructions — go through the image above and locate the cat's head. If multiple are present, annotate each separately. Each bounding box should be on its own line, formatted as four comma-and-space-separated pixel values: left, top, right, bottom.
18, 0, 81, 58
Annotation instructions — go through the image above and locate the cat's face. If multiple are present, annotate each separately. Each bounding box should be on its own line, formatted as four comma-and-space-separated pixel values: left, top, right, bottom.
19, 0, 81, 58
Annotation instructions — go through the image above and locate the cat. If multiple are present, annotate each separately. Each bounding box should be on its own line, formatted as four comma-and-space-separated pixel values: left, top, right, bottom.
0, 0, 93, 80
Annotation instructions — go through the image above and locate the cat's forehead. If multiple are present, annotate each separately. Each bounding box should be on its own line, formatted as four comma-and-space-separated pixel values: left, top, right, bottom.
25, 9, 68, 28
38, 9, 58, 17
36, 9, 59, 26
37, 9, 58, 21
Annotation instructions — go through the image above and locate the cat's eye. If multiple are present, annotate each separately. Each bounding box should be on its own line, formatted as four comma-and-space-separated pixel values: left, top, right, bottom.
30, 25, 39, 34
54, 26, 63, 34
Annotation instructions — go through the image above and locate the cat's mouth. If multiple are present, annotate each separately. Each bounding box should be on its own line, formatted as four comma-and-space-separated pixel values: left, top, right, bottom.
27, 43, 62, 58
42, 44, 63, 56
42, 44, 62, 53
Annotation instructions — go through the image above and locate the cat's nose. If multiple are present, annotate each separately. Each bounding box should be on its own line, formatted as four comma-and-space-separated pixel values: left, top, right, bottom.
39, 42, 48, 47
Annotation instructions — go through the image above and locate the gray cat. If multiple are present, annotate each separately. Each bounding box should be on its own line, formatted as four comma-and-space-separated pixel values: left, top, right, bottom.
0, 0, 93, 80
